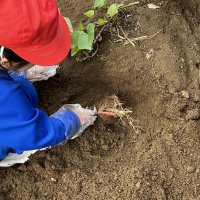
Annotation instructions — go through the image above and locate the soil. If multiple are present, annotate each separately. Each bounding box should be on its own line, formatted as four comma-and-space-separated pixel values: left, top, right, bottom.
0, 0, 200, 199
179, 0, 200, 20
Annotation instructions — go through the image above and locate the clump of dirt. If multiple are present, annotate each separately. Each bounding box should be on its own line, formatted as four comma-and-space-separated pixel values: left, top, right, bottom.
0, 0, 200, 200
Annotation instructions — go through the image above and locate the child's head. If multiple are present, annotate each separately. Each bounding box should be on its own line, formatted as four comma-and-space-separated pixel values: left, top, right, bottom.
0, 0, 70, 66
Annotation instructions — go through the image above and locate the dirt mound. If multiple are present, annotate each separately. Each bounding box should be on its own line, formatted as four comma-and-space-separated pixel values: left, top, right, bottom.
0, 0, 200, 199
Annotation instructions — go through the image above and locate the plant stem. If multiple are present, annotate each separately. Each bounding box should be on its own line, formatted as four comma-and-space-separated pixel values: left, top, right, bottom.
120, 2, 140, 9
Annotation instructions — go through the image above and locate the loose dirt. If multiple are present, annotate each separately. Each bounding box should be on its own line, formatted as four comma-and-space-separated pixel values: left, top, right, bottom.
0, 0, 200, 199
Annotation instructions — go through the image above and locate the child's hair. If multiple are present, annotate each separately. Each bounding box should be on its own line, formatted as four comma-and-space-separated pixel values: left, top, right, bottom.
1, 46, 29, 68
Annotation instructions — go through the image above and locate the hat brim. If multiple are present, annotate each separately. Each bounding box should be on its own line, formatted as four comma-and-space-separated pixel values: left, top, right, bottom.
13, 14, 71, 66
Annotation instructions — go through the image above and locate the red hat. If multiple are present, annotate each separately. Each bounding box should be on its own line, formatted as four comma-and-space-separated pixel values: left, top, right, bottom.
0, 0, 70, 66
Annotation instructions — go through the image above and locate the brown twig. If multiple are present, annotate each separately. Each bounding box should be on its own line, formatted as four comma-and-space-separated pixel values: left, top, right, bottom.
94, 24, 107, 44
123, 29, 163, 45
118, 25, 136, 47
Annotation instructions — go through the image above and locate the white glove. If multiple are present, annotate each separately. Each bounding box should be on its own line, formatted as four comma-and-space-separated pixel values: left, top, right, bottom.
8, 65, 59, 82
26, 65, 59, 82
63, 104, 97, 139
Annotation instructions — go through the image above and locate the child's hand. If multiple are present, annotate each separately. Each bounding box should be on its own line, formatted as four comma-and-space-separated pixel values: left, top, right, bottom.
62, 104, 97, 139
51, 104, 97, 140
8, 65, 59, 82
27, 65, 59, 82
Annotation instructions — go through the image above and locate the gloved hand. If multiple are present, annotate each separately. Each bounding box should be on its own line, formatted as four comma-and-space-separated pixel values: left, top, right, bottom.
27, 65, 59, 82
51, 104, 97, 140
8, 65, 59, 82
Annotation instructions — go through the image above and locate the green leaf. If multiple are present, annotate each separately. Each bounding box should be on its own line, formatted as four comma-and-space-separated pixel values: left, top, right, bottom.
84, 10, 95, 18
71, 31, 92, 51
78, 32, 92, 50
64, 17, 73, 32
87, 23, 95, 35
71, 23, 95, 54
71, 31, 82, 49
107, 3, 119, 18
96, 18, 107, 25
94, 0, 106, 8
77, 23, 85, 31
86, 23, 95, 48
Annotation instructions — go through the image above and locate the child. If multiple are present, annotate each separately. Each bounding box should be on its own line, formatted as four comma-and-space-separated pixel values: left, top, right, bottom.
0, 0, 97, 167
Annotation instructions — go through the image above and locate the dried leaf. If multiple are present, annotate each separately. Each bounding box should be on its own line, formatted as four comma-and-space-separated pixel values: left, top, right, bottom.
147, 3, 160, 9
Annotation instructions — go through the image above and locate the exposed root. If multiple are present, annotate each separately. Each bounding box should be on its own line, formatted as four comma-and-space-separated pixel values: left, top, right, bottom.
118, 25, 136, 47
124, 29, 163, 44
76, 43, 99, 62
114, 26, 163, 47
94, 24, 108, 44
98, 95, 141, 133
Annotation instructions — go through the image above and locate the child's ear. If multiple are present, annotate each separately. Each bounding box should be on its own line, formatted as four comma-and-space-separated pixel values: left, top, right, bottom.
0, 57, 8, 64
0, 58, 12, 70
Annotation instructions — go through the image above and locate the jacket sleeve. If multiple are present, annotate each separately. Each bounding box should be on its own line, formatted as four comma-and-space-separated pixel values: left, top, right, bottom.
0, 77, 80, 153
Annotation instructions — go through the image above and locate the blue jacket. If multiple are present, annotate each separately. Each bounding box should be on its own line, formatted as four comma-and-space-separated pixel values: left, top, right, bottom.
0, 70, 80, 161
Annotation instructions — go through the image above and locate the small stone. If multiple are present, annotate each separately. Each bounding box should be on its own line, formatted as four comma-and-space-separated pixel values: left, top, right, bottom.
51, 178, 57, 182
180, 90, 190, 98
181, 58, 185, 62
146, 182, 150, 186
186, 108, 200, 120
136, 182, 141, 189
187, 166, 195, 173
